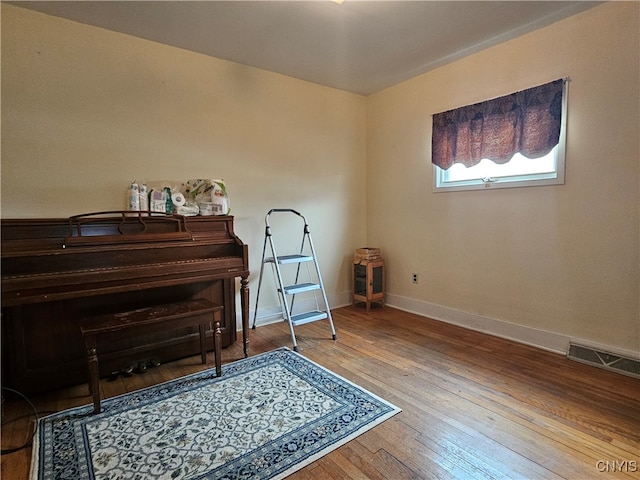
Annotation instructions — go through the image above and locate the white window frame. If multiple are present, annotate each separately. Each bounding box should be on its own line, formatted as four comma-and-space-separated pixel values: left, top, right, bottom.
433, 81, 568, 193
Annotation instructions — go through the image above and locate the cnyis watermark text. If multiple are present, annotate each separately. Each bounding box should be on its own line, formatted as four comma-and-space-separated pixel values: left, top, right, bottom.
595, 460, 638, 473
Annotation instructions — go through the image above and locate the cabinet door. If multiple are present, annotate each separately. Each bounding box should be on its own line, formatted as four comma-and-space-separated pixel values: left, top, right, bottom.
354, 264, 367, 296
372, 264, 384, 295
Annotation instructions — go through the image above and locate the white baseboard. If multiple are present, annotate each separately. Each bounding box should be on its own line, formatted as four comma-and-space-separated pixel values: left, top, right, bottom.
385, 293, 639, 359
385, 293, 569, 354
244, 290, 637, 360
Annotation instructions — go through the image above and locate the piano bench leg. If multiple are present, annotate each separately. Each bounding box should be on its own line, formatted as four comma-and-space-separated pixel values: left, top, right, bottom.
84, 338, 102, 414
198, 323, 207, 365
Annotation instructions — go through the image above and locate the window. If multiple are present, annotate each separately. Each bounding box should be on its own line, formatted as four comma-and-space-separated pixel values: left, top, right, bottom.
432, 79, 567, 192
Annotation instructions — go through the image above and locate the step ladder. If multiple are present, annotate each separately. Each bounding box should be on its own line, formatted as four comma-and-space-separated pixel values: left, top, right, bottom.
251, 209, 337, 352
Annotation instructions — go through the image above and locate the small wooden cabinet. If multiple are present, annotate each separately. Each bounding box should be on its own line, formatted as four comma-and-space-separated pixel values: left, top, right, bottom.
353, 258, 385, 311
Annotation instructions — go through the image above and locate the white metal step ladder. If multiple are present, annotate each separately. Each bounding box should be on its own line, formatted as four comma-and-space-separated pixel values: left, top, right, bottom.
251, 209, 337, 352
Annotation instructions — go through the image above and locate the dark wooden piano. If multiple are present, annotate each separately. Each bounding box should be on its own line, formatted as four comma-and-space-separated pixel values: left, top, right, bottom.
1, 211, 249, 394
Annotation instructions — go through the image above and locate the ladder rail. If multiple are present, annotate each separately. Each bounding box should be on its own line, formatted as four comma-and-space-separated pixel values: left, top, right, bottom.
265, 217, 302, 349
305, 227, 336, 337
252, 221, 291, 329
265, 208, 306, 228
298, 225, 328, 321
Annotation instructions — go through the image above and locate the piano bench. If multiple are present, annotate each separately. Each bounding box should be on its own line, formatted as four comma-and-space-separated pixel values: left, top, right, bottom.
79, 298, 223, 414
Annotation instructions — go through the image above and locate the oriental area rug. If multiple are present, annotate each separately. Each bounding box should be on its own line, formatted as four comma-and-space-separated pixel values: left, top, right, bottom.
30, 347, 401, 480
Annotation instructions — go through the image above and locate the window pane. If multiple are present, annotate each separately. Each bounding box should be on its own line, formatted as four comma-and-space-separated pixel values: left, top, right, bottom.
445, 149, 556, 182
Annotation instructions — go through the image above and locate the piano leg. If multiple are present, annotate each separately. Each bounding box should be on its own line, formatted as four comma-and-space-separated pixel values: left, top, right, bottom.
214, 321, 222, 376
241, 275, 250, 357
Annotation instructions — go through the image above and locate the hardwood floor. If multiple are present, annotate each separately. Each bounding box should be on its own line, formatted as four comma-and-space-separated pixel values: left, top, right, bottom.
2, 305, 639, 479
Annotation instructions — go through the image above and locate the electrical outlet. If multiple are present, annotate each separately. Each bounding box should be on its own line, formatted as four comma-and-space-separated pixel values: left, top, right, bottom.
412, 273, 418, 284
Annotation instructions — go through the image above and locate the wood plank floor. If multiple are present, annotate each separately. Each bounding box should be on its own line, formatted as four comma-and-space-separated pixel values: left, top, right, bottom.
2, 305, 639, 479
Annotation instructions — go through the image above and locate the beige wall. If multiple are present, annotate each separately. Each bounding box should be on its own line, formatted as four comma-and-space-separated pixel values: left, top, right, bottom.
2, 3, 638, 355
367, 2, 639, 353
0, 4, 368, 313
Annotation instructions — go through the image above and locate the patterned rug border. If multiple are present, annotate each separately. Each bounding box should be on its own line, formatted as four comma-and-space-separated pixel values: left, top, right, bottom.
30, 347, 402, 480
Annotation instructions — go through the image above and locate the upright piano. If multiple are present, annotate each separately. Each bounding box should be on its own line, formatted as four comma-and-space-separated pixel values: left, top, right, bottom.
1, 212, 249, 394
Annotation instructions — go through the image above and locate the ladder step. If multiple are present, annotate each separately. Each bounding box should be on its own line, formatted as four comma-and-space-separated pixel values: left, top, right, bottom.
281, 283, 321, 295
266, 254, 314, 264
290, 310, 328, 326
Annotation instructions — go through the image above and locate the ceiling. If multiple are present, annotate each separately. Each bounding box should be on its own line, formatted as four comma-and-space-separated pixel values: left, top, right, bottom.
10, 1, 601, 96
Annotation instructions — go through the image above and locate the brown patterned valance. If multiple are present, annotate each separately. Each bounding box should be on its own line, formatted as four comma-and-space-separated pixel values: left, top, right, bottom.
432, 79, 564, 170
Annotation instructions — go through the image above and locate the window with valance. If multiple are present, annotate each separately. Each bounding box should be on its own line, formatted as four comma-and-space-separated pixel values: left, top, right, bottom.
432, 79, 567, 191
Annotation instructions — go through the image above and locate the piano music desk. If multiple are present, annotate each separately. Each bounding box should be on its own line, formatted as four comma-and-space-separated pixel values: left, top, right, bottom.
79, 298, 223, 414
